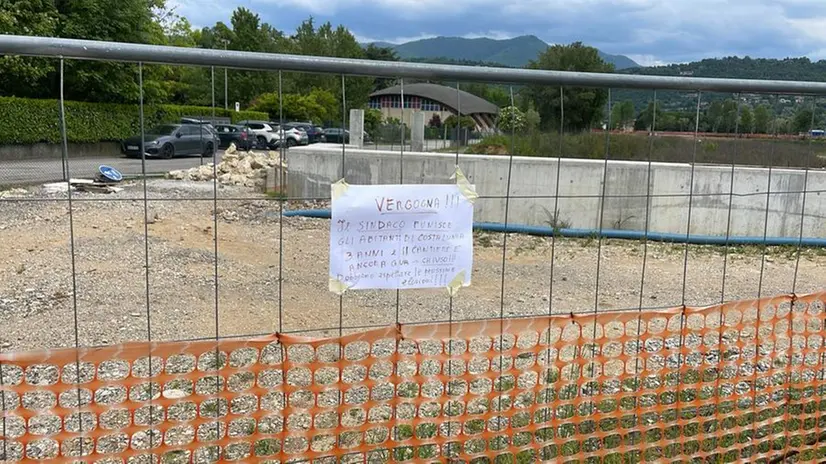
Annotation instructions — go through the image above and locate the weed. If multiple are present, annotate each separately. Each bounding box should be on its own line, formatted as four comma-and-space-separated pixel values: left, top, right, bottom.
254, 438, 280, 456
265, 189, 288, 200
539, 206, 571, 232
476, 232, 494, 247
466, 132, 826, 169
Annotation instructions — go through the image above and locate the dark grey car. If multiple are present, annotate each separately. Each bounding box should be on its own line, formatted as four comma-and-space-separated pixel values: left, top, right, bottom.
121, 124, 220, 159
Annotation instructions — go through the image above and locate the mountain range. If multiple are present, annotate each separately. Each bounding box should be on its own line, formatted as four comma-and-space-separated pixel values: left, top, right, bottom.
368, 35, 640, 70
365, 35, 826, 112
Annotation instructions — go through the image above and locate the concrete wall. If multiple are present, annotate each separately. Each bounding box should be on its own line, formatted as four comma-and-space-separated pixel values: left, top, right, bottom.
288, 145, 826, 239
0, 142, 121, 161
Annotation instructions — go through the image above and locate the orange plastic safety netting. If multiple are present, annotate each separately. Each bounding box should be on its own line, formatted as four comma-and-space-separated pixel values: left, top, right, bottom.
1, 291, 825, 463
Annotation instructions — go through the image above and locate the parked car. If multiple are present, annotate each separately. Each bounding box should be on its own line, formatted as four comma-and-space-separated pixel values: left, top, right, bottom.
236, 120, 281, 148
121, 124, 219, 159
285, 122, 325, 144
179, 118, 222, 140
323, 128, 372, 144
214, 124, 255, 150
323, 127, 349, 144
270, 123, 308, 147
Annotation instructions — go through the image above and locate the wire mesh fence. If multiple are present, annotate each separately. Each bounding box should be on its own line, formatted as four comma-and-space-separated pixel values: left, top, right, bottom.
1, 36, 826, 463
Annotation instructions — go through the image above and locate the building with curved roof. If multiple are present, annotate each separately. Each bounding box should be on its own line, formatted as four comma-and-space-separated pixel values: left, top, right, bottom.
368, 83, 499, 131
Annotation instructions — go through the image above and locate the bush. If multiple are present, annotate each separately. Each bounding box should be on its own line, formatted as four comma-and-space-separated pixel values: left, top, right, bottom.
466, 131, 826, 168
371, 122, 411, 144
443, 114, 475, 129
497, 106, 527, 133
364, 109, 382, 135
0, 97, 268, 144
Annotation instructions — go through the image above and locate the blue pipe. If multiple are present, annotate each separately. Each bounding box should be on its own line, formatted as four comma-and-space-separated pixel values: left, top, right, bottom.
283, 209, 826, 247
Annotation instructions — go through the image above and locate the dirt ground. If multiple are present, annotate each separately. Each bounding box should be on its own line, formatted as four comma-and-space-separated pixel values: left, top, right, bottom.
0, 179, 824, 354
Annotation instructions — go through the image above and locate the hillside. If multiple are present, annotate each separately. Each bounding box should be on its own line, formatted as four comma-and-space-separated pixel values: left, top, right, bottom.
368, 38, 826, 115
614, 56, 826, 112
625, 56, 826, 82
372, 35, 640, 70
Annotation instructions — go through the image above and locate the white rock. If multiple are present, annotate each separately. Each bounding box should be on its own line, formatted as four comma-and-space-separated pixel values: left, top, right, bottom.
166, 150, 289, 188
163, 389, 189, 399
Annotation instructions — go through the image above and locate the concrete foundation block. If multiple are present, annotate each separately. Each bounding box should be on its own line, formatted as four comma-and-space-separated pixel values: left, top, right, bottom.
349, 109, 364, 148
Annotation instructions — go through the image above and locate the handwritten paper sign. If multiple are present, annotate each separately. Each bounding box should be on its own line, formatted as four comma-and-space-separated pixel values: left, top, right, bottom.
329, 183, 474, 291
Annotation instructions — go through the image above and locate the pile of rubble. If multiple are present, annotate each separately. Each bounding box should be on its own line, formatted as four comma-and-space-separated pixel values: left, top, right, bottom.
166, 144, 287, 189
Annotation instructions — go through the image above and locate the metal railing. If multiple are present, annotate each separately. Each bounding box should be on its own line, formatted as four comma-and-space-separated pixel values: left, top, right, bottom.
4, 35, 826, 94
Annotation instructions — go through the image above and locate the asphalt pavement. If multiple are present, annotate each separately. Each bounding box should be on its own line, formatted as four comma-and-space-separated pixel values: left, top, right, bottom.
0, 153, 226, 186
0, 140, 468, 187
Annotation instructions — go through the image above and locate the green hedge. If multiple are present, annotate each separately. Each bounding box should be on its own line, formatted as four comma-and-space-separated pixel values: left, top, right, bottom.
0, 97, 268, 144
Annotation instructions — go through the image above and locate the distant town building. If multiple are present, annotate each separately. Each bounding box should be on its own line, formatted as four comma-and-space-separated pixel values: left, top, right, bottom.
368, 83, 499, 131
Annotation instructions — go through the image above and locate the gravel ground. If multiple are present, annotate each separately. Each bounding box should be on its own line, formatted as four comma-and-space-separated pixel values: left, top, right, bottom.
0, 179, 824, 354
0, 178, 824, 463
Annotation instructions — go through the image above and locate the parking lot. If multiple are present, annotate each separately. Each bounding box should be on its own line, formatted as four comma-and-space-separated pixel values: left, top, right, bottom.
0, 141, 462, 186
0, 151, 229, 186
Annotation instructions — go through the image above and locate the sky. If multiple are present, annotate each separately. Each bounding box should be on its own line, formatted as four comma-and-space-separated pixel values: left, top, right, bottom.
168, 0, 826, 66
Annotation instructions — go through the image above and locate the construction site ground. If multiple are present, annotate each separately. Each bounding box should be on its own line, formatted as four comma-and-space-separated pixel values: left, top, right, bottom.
0, 179, 824, 353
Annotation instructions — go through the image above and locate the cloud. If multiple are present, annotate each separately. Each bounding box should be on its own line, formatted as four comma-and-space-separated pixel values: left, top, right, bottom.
169, 0, 826, 64
626, 55, 673, 67
353, 34, 438, 45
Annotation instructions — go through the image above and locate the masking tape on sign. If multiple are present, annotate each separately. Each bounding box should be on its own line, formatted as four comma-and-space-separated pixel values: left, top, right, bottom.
447, 270, 467, 297
331, 178, 349, 201
329, 276, 351, 295
450, 166, 478, 203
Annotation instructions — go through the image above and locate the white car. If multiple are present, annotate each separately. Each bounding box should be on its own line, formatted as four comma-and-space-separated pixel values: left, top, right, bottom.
237, 120, 281, 148
270, 124, 307, 147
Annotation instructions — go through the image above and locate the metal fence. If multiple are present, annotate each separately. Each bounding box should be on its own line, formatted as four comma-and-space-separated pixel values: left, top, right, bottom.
1, 35, 826, 463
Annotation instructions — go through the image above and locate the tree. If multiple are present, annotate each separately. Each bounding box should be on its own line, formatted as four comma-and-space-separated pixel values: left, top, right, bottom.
523, 42, 614, 131
0, 0, 167, 102
704, 101, 724, 132
251, 88, 337, 123
286, 18, 373, 114
443, 115, 475, 129
497, 106, 526, 132
364, 44, 398, 61
0, 0, 58, 99
635, 101, 662, 131
364, 44, 398, 91
428, 114, 442, 128
754, 104, 772, 134
462, 83, 511, 108
525, 108, 541, 132
364, 109, 382, 135
739, 106, 754, 134
216, 8, 285, 106
611, 100, 635, 130
793, 108, 815, 134
719, 100, 739, 133
54, 0, 167, 103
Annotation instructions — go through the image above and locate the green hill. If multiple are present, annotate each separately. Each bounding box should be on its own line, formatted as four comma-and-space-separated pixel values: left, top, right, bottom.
625, 56, 826, 82
367, 38, 826, 115
372, 35, 640, 70
614, 56, 826, 113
